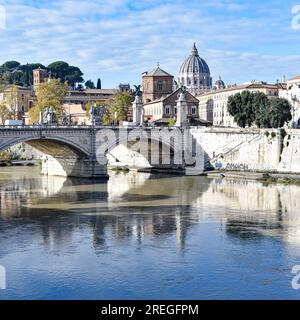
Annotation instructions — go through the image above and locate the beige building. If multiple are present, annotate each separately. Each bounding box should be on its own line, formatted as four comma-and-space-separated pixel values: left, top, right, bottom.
144, 88, 199, 124
0, 85, 35, 124
279, 75, 300, 128
198, 81, 283, 127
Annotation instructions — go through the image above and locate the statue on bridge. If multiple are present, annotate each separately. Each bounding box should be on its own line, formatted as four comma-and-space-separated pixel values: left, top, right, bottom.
89, 105, 105, 126
134, 85, 142, 97
40, 107, 57, 125
132, 85, 144, 126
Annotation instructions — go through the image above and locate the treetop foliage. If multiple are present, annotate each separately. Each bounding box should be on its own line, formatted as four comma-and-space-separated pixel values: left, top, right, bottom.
0, 60, 84, 89
227, 91, 292, 128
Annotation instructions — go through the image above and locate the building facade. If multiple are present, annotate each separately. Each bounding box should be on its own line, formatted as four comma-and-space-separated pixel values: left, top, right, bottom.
198, 81, 282, 127
0, 85, 35, 124
143, 88, 199, 125
142, 66, 174, 103
279, 76, 300, 128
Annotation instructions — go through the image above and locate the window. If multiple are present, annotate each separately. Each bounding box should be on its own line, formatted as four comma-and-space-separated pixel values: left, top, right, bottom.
165, 107, 170, 115
191, 106, 196, 115
175, 107, 177, 114
157, 82, 163, 91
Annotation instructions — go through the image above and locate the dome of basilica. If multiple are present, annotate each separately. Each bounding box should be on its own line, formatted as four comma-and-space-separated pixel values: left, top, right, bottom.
179, 43, 212, 95
215, 76, 225, 89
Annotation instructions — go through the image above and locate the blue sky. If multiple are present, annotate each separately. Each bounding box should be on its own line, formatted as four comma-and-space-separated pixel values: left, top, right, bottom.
0, 0, 300, 88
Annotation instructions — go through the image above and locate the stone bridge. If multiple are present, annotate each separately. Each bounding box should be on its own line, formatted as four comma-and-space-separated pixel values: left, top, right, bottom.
0, 126, 203, 178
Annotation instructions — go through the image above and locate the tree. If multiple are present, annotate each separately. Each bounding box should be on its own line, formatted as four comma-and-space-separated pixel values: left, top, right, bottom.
29, 79, 68, 123
228, 91, 292, 128
85, 80, 95, 89
268, 98, 292, 128
0, 102, 12, 124
252, 92, 270, 128
47, 61, 69, 81
97, 78, 101, 89
227, 91, 255, 128
47, 62, 84, 87
65, 66, 84, 88
109, 93, 133, 122
1, 61, 20, 71
6, 85, 19, 120
0, 61, 84, 87
168, 118, 176, 127
103, 110, 113, 126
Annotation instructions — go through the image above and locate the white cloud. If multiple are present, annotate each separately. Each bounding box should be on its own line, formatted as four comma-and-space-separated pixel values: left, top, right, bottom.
0, 0, 298, 87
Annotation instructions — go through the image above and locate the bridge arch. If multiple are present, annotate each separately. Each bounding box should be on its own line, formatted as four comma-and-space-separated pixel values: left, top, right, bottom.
0, 136, 91, 157
96, 128, 185, 171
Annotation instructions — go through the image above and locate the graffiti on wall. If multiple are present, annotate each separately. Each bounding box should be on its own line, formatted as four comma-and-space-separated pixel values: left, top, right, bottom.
214, 161, 274, 171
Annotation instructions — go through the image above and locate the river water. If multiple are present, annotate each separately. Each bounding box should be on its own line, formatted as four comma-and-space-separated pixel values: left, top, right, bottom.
0, 167, 300, 299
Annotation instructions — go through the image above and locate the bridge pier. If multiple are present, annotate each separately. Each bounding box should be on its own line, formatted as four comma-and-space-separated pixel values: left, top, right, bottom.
41, 155, 108, 179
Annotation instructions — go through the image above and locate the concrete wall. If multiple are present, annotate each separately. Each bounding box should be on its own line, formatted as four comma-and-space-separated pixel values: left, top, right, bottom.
191, 127, 300, 173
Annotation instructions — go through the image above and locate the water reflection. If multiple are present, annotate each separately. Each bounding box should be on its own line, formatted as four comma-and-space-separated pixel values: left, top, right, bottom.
0, 168, 209, 253
2, 170, 300, 249
1, 168, 300, 299
199, 178, 300, 246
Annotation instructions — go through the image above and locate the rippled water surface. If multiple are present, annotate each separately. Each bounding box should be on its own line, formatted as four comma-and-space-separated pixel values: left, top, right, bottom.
1, 167, 300, 299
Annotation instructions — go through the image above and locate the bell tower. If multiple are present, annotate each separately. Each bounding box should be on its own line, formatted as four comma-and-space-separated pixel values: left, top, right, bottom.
142, 64, 174, 103
33, 67, 48, 92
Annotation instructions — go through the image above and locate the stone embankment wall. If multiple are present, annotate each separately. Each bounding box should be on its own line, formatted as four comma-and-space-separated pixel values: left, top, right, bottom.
191, 127, 300, 174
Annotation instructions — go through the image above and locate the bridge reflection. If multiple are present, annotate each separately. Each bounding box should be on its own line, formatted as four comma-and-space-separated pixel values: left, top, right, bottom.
0, 168, 210, 253
2, 169, 300, 254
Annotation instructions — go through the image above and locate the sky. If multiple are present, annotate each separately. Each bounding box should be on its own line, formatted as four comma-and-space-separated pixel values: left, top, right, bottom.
0, 0, 300, 88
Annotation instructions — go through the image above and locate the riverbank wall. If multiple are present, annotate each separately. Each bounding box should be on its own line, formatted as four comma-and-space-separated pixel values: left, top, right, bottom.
191, 127, 300, 174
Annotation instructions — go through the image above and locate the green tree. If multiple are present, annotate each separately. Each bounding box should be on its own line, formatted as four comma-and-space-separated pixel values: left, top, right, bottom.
65, 66, 84, 87
0, 101, 12, 124
97, 78, 101, 89
1, 61, 20, 71
6, 85, 19, 120
168, 118, 176, 127
47, 62, 84, 87
228, 91, 292, 128
268, 98, 292, 128
103, 110, 113, 125
109, 93, 133, 122
47, 61, 69, 80
85, 80, 95, 89
29, 79, 68, 123
227, 90, 255, 128
252, 92, 270, 128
